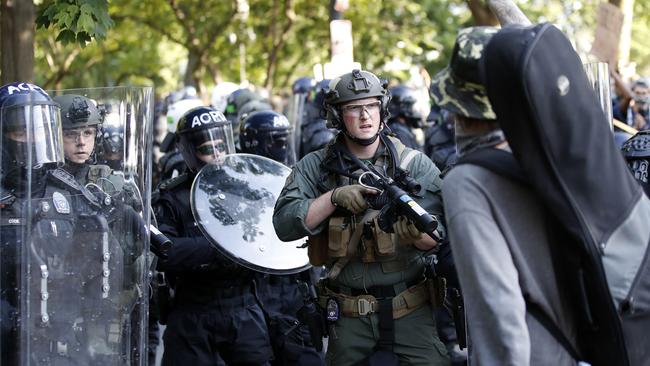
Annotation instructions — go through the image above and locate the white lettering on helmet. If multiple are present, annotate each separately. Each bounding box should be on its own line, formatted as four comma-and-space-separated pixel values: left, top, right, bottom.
6, 83, 45, 95
191, 111, 226, 128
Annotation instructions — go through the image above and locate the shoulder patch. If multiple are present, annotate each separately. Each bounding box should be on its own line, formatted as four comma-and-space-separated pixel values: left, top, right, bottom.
49, 168, 82, 191
158, 173, 189, 192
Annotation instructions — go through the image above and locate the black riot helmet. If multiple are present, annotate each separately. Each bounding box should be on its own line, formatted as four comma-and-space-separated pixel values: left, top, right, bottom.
240, 110, 293, 165
176, 106, 235, 173
621, 130, 650, 196
292, 77, 316, 95
238, 100, 273, 125
388, 85, 424, 128
224, 88, 262, 123
0, 82, 64, 181
97, 108, 124, 170
323, 69, 390, 145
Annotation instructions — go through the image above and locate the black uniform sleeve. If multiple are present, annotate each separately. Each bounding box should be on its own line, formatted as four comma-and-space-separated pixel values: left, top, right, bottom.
153, 194, 219, 272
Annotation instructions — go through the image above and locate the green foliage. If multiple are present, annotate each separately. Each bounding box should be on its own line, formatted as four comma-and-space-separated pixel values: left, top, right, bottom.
32, 0, 650, 97
36, 0, 114, 47
630, 0, 650, 76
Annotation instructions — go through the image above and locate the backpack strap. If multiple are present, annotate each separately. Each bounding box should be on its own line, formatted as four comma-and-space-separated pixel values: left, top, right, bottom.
454, 148, 527, 185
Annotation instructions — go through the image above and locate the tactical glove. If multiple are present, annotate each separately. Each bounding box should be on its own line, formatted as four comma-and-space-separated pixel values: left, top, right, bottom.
331, 184, 377, 214
393, 216, 423, 245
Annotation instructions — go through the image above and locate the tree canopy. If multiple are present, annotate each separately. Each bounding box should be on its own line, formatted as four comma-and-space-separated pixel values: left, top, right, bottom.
30, 0, 650, 98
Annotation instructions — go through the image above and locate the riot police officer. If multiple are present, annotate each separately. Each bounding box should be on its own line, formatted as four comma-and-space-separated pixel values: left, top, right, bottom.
240, 110, 323, 365
225, 88, 265, 148
54, 94, 143, 211
0, 82, 147, 365
424, 108, 457, 171
273, 70, 450, 366
297, 79, 336, 159
386, 85, 424, 150
154, 106, 273, 366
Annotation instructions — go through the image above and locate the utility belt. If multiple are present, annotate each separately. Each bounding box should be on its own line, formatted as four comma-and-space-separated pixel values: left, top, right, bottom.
317, 277, 445, 320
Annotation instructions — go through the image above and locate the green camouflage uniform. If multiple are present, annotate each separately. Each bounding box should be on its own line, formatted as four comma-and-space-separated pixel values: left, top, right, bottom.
273, 134, 450, 366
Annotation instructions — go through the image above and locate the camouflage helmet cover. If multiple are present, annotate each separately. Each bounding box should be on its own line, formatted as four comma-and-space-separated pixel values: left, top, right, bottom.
54, 94, 103, 129
429, 26, 498, 120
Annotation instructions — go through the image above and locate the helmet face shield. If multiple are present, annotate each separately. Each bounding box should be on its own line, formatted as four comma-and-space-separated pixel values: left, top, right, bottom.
240, 111, 296, 166
178, 124, 236, 171
1, 103, 64, 169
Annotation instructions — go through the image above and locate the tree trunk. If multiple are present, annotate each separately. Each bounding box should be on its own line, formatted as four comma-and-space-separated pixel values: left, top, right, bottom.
1, 0, 35, 84
183, 50, 201, 87
611, 0, 634, 71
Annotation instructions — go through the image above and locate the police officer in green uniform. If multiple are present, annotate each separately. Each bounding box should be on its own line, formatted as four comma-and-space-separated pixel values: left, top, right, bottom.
273, 69, 451, 366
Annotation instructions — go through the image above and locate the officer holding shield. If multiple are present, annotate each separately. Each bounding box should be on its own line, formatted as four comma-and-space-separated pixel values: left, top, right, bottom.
153, 106, 273, 365
240, 110, 324, 365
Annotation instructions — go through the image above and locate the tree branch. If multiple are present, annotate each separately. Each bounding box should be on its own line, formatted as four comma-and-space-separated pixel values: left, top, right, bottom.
115, 14, 186, 46
168, 0, 198, 50
203, 6, 237, 52
487, 0, 532, 26
264, 0, 296, 88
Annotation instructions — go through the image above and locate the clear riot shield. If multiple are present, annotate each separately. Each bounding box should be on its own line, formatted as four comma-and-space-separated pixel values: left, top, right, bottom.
191, 154, 310, 275
0, 85, 66, 365
1, 86, 153, 366
287, 93, 307, 158
584, 62, 613, 130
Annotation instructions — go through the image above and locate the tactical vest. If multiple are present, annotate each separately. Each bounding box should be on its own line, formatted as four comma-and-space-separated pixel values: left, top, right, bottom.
307, 136, 420, 273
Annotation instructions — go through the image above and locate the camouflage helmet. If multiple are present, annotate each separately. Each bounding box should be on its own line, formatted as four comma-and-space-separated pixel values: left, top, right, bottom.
54, 94, 103, 129
429, 27, 498, 120
324, 69, 390, 128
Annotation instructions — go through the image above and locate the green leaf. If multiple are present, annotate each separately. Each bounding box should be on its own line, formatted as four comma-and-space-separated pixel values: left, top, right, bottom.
78, 11, 95, 33
76, 31, 92, 46
55, 29, 77, 44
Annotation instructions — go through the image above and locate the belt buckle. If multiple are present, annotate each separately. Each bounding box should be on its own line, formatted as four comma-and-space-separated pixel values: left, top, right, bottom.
357, 298, 374, 316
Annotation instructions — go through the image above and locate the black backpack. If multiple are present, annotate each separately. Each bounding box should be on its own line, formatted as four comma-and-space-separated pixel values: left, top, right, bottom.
482, 23, 650, 366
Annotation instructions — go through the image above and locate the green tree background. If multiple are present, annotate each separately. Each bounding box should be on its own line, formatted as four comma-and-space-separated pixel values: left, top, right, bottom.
29, 0, 650, 98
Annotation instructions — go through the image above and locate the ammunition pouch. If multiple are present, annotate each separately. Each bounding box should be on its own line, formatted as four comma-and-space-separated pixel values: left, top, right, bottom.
307, 234, 329, 266
328, 216, 352, 258
317, 215, 397, 266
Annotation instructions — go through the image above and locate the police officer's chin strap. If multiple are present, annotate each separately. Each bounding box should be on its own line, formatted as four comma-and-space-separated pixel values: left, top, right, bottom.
341, 121, 383, 146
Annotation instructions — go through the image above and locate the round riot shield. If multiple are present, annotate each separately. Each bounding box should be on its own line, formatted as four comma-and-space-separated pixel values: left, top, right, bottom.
191, 153, 309, 274
0, 86, 154, 366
